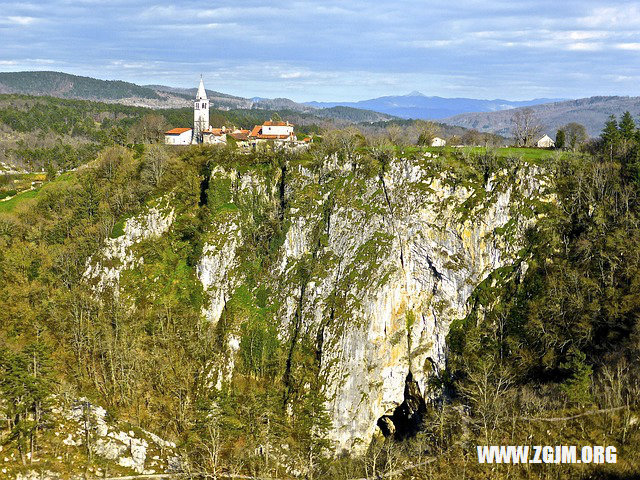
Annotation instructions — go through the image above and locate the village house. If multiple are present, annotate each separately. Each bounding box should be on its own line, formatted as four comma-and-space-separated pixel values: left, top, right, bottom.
431, 137, 446, 147
536, 134, 555, 148
248, 121, 296, 148
202, 127, 227, 145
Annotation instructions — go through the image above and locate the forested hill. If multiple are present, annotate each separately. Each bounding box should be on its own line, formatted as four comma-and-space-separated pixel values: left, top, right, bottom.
444, 96, 640, 137
0, 71, 161, 101
306, 92, 563, 120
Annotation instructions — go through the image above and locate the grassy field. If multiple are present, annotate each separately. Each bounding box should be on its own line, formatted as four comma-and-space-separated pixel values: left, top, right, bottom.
424, 146, 559, 161
0, 171, 75, 213
0, 188, 40, 213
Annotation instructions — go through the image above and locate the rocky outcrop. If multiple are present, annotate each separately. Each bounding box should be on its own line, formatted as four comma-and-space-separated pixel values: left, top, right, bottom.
4, 397, 180, 480
84, 197, 174, 290
377, 372, 427, 440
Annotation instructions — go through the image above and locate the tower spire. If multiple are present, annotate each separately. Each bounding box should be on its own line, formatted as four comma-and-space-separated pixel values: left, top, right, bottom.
192, 76, 210, 144
196, 75, 207, 100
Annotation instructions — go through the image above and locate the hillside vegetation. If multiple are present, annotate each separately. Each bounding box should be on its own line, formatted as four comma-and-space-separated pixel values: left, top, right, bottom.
1, 115, 640, 478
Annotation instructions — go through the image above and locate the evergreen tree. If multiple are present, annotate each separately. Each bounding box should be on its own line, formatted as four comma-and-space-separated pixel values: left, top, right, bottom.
555, 129, 565, 149
0, 343, 53, 465
619, 111, 636, 141
560, 350, 593, 406
601, 115, 620, 160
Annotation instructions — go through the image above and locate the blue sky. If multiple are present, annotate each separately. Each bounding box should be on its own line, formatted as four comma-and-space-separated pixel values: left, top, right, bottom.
1, 0, 639, 101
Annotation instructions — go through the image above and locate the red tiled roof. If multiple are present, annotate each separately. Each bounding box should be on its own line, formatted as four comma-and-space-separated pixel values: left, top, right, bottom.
203, 128, 224, 136
165, 127, 192, 135
263, 121, 293, 127
248, 125, 295, 140
230, 132, 248, 141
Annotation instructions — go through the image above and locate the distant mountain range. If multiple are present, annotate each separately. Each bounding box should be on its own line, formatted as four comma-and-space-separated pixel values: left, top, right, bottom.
443, 96, 640, 137
0, 71, 395, 123
3, 71, 640, 137
0, 71, 395, 122
305, 92, 564, 120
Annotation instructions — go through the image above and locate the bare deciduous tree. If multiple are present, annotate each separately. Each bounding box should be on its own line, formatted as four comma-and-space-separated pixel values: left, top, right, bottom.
142, 144, 170, 187
562, 122, 588, 151
414, 120, 440, 146
129, 114, 169, 144
512, 108, 543, 147
323, 127, 363, 167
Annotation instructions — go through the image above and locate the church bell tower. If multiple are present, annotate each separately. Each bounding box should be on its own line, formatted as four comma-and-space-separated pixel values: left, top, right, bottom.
192, 76, 210, 144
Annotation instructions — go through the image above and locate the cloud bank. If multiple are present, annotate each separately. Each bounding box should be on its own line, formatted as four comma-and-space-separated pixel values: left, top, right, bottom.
0, 0, 639, 101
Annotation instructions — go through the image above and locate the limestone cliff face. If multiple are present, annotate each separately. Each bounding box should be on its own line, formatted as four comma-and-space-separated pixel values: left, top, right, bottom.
194, 155, 550, 453
90, 154, 550, 454
84, 197, 175, 290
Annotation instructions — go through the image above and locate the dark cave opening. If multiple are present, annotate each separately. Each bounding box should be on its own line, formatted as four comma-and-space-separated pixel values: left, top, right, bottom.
376, 371, 427, 440
199, 174, 210, 207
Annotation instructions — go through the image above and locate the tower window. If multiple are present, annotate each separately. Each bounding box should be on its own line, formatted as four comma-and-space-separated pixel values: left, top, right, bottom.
195, 103, 199, 109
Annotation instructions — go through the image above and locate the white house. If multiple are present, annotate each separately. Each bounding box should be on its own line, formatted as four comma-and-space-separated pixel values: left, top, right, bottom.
259, 121, 294, 137
202, 127, 228, 145
248, 121, 296, 147
536, 134, 555, 148
431, 137, 446, 147
164, 128, 193, 145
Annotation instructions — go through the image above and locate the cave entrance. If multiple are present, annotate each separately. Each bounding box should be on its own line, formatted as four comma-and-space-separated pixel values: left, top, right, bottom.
376, 371, 426, 440
199, 174, 210, 207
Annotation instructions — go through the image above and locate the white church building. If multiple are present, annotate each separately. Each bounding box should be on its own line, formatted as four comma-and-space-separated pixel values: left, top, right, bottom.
164, 76, 211, 145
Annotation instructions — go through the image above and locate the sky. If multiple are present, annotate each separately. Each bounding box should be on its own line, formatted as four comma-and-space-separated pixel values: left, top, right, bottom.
1, 0, 639, 102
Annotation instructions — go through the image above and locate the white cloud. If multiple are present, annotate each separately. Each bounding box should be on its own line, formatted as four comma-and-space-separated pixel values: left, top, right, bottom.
580, 5, 640, 29
5, 15, 37, 25
605, 74, 636, 82
616, 42, 640, 50
280, 72, 306, 79
566, 42, 604, 51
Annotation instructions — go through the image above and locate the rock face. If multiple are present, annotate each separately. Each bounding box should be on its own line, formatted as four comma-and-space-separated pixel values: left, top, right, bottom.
193, 155, 550, 453
60, 399, 179, 474
94, 154, 550, 454
84, 197, 175, 290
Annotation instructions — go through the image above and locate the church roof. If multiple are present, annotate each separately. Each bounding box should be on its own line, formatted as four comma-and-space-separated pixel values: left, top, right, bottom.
263, 121, 293, 127
165, 128, 192, 135
196, 77, 207, 100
